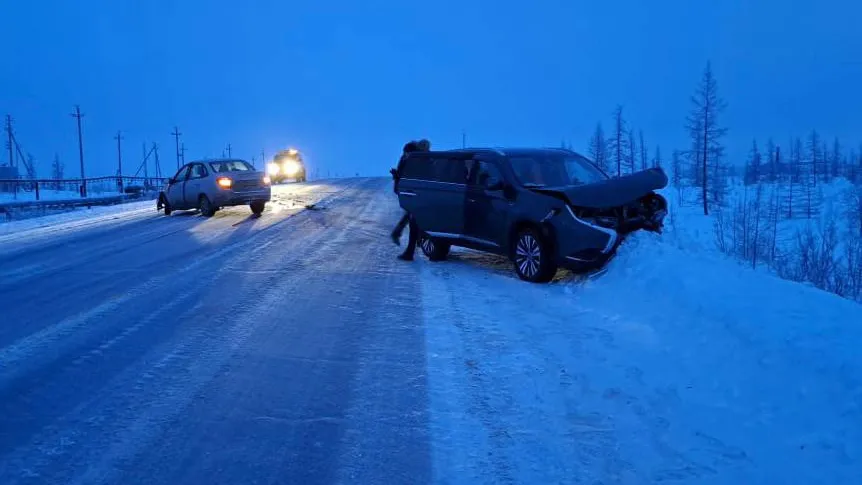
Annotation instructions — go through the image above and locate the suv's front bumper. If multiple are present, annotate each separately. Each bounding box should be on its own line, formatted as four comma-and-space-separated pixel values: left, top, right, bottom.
550, 205, 620, 273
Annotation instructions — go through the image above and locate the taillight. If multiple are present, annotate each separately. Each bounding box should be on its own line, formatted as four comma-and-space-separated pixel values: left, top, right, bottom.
217, 177, 233, 189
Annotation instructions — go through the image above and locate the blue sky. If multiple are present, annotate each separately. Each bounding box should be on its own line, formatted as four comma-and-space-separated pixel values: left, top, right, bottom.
2, 0, 860, 178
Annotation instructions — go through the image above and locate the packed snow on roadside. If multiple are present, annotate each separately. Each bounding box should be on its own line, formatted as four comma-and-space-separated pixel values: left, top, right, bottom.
417, 232, 861, 484
0, 188, 128, 203
0, 200, 156, 239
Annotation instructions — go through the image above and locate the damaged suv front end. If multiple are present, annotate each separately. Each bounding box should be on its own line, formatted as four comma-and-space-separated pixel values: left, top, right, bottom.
530, 167, 668, 272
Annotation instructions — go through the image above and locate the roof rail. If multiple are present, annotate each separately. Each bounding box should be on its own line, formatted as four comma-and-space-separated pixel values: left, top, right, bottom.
448, 147, 506, 156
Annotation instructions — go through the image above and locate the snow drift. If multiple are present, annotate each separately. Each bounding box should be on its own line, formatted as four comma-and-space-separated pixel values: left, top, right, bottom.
419, 231, 862, 484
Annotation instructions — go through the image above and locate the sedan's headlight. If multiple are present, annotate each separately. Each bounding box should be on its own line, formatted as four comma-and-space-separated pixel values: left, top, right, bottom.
262, 176, 271, 185
267, 162, 281, 176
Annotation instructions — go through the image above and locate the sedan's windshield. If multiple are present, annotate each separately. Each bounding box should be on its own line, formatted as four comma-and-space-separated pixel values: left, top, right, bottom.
209, 160, 254, 173
509, 153, 607, 187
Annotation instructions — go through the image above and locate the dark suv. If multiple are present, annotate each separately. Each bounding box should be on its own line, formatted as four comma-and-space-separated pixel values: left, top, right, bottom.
395, 148, 668, 283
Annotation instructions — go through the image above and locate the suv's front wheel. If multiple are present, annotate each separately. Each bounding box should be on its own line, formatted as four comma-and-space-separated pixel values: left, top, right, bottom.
419, 236, 450, 261
512, 228, 557, 283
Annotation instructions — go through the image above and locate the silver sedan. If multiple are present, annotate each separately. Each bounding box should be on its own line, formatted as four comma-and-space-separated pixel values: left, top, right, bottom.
157, 159, 272, 217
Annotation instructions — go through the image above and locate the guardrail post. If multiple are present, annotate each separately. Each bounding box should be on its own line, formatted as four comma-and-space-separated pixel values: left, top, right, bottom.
34, 181, 40, 200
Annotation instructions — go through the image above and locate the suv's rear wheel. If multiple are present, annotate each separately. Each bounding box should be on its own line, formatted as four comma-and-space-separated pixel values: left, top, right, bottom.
199, 195, 216, 217
512, 228, 556, 283
419, 236, 450, 261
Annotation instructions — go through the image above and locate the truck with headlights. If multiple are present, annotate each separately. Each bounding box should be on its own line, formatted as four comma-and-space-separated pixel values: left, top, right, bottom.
267, 148, 307, 183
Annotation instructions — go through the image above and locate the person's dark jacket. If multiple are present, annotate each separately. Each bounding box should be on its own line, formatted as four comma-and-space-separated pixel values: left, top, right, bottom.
392, 141, 421, 193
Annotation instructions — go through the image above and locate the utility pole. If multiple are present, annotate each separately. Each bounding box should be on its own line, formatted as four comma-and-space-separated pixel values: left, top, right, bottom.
71, 105, 86, 197
261, 149, 265, 163
152, 142, 162, 179
5, 115, 13, 167
462, 130, 466, 149
142, 142, 149, 182
114, 130, 124, 192
226, 143, 232, 158
180, 142, 187, 164
171, 126, 182, 169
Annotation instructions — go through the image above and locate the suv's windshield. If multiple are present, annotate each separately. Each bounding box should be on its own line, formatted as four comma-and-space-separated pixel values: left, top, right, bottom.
509, 153, 607, 187
209, 160, 254, 173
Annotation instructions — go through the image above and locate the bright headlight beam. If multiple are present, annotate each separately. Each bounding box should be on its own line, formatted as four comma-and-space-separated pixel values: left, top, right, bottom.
283, 160, 300, 176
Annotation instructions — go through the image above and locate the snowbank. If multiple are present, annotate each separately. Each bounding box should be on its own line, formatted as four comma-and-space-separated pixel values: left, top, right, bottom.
0, 200, 155, 241
418, 231, 862, 484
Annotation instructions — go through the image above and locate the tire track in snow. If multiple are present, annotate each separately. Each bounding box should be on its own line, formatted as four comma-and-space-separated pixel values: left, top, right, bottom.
332, 183, 432, 485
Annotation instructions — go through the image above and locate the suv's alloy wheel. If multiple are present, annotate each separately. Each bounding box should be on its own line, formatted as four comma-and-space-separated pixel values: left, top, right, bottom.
421, 237, 435, 255
419, 236, 451, 261
513, 228, 556, 283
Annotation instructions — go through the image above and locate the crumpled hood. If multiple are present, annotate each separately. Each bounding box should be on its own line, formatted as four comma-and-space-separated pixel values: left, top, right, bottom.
531, 167, 668, 209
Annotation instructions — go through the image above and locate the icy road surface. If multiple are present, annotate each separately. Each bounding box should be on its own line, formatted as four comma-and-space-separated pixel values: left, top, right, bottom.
1, 178, 861, 484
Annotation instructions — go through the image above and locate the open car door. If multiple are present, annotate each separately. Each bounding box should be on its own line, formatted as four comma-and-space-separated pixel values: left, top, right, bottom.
396, 152, 467, 239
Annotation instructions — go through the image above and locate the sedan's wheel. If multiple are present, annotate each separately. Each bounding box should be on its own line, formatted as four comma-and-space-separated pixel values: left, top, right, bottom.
419, 236, 450, 261
199, 195, 215, 217
158, 195, 172, 216
250, 201, 266, 215
513, 228, 556, 283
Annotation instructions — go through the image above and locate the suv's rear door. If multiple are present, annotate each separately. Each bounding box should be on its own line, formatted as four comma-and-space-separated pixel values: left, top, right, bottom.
430, 154, 469, 238
396, 153, 468, 239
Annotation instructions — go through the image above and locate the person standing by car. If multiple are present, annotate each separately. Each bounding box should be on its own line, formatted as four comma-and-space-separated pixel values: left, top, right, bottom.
390, 139, 431, 253
395, 139, 431, 261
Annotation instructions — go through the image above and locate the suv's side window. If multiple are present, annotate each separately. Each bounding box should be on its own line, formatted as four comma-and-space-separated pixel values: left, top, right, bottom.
432, 158, 469, 184
469, 161, 503, 188
400, 155, 434, 180
189, 163, 208, 179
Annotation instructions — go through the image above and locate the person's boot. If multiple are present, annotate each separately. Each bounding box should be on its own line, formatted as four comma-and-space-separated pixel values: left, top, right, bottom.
397, 253, 413, 261
390, 230, 401, 246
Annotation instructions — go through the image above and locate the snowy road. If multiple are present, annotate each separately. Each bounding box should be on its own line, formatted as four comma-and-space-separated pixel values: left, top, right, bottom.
0, 178, 431, 485
1, 178, 860, 485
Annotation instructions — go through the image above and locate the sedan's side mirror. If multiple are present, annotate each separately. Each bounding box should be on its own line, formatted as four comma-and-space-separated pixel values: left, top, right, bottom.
166, 178, 175, 185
